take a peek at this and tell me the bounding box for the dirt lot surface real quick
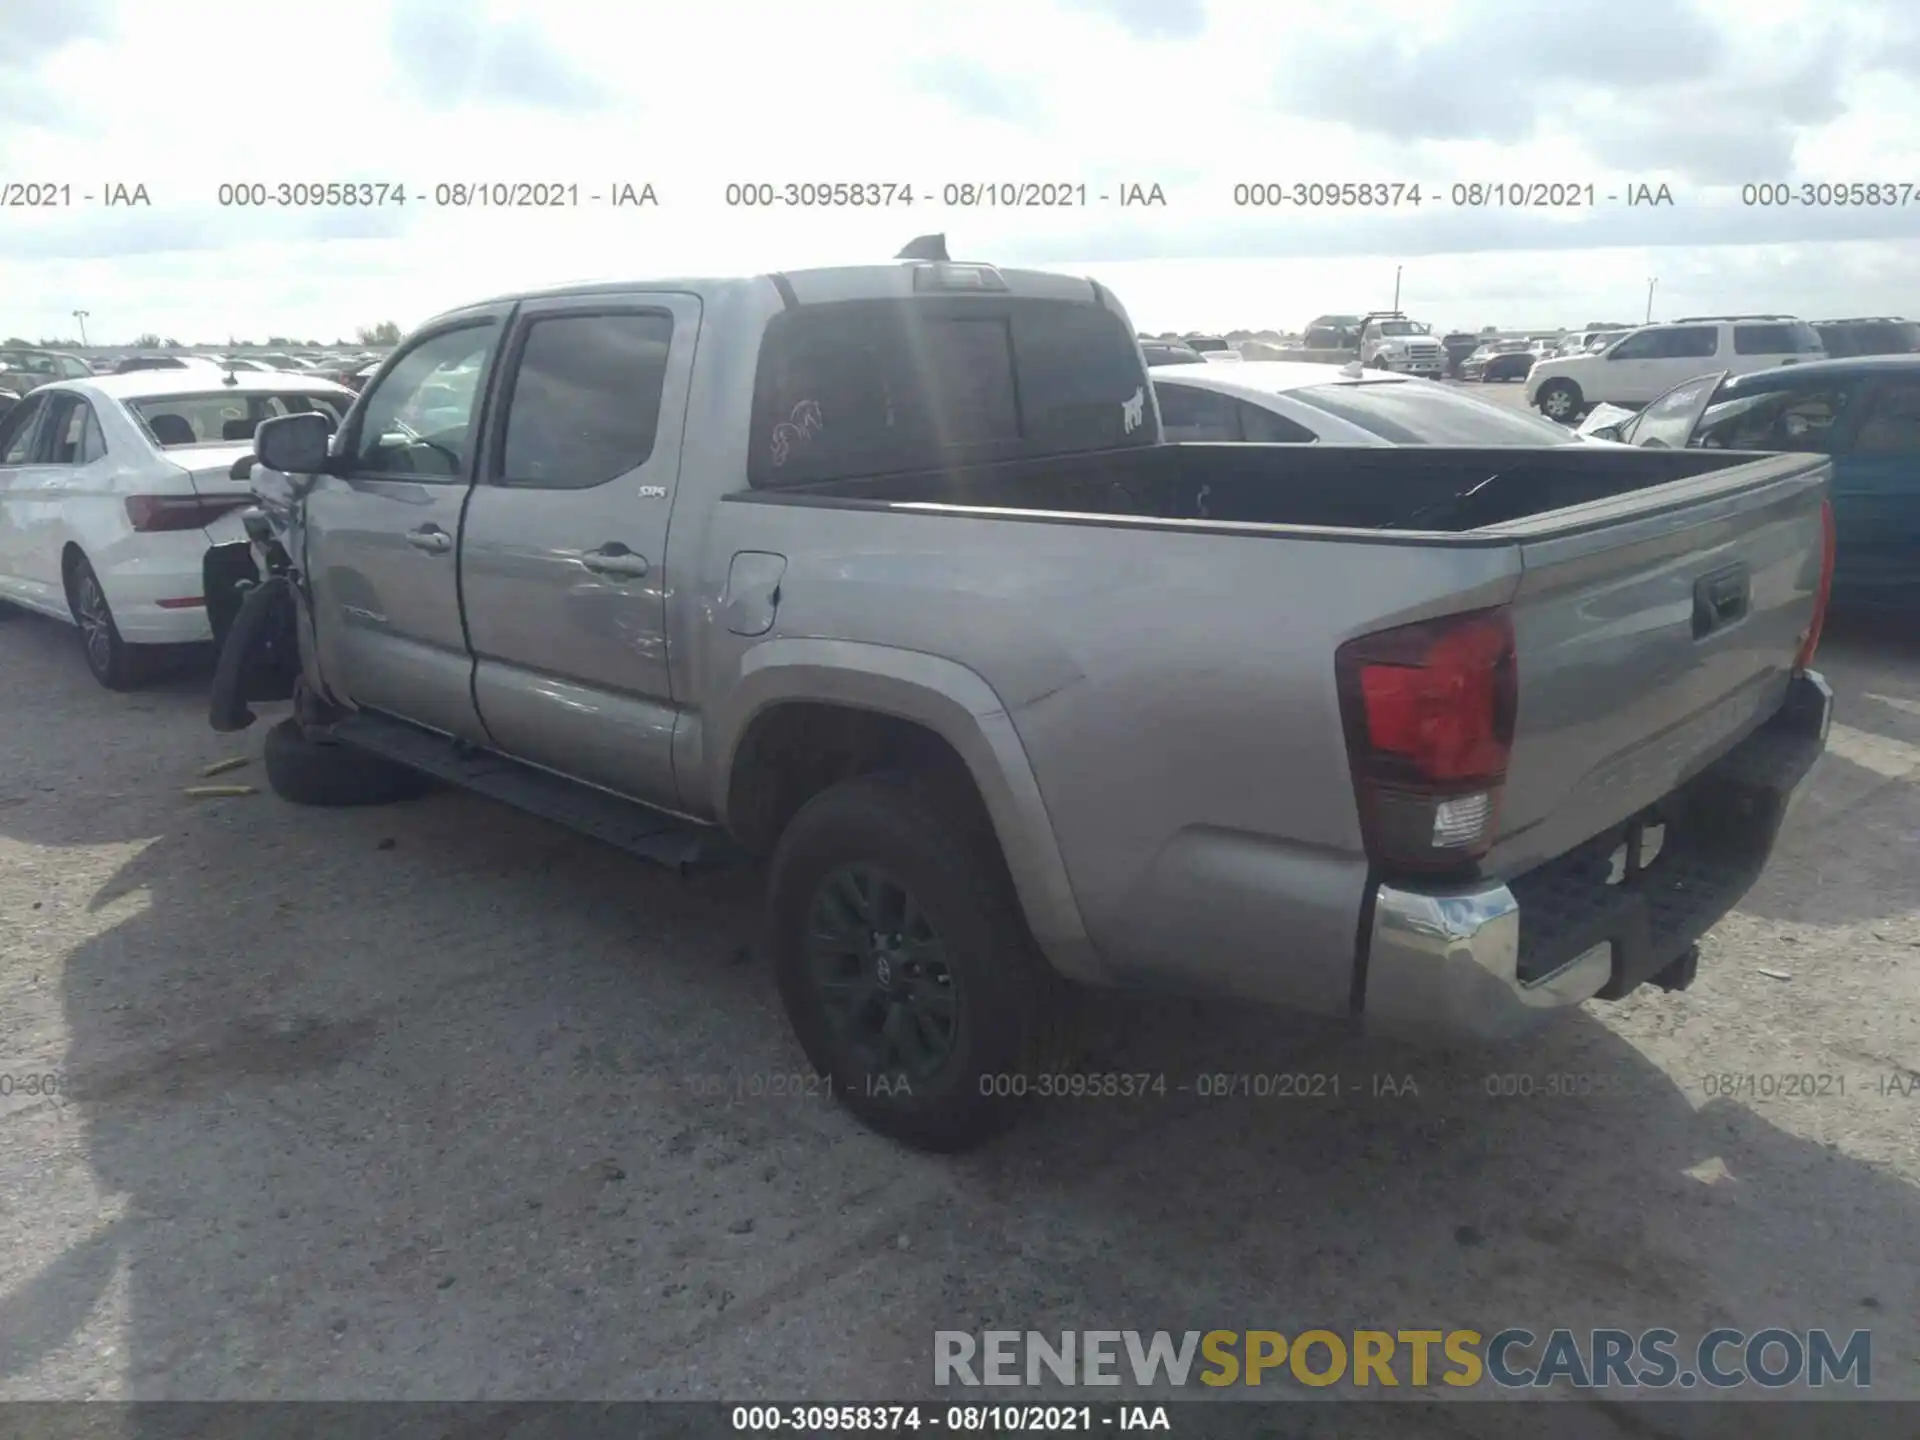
[0,597,1915,1426]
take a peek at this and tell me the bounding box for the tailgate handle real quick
[1692,564,1750,638]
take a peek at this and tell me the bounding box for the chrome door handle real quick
[578,545,650,578]
[406,526,453,555]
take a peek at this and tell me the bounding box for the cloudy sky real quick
[4,0,1919,343]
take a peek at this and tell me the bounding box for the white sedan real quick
[0,370,353,688]
[1150,360,1609,446]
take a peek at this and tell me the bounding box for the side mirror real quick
[229,454,255,481]
[1589,423,1623,442]
[254,411,333,474]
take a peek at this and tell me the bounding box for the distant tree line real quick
[3,322,404,350]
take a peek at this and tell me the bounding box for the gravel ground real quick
[0,596,1915,1425]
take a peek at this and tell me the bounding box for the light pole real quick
[1644,278,1657,324]
[1392,265,1402,312]
[73,309,90,346]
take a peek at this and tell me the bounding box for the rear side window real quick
[1666,327,1719,359]
[44,395,92,463]
[1733,322,1823,356]
[748,296,1152,486]
[498,311,674,488]
[1155,383,1241,441]
[1237,402,1317,443]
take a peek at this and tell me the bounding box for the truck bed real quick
[765,442,1787,535]
[732,441,1831,976]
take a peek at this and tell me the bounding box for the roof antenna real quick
[896,233,949,262]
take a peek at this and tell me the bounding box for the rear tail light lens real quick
[1335,607,1518,871]
[1795,495,1835,671]
[124,494,254,533]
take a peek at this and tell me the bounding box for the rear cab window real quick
[747,286,1154,487]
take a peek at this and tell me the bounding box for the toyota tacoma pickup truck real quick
[205,256,1836,1152]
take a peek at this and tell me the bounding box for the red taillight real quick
[1336,607,1517,870]
[1796,495,1835,671]
[124,494,254,533]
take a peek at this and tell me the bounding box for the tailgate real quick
[1482,451,1830,876]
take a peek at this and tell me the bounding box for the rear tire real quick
[262,718,435,807]
[768,771,1071,1152]
[1536,379,1583,421]
[65,554,148,691]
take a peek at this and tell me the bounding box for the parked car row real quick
[0,252,1859,1154]
[0,370,355,686]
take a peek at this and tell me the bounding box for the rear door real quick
[1827,374,1920,600]
[16,392,111,596]
[459,293,697,810]
[303,311,509,740]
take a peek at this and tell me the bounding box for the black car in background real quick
[1183,334,1234,357]
[1814,317,1920,358]
[1441,332,1484,376]
[1460,339,1537,382]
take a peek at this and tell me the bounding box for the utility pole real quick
[1644,278,1657,324]
[1392,265,1402,312]
[73,309,90,346]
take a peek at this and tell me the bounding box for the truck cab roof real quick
[430,262,1111,329]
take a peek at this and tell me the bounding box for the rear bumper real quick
[92,527,227,644]
[1360,670,1832,1042]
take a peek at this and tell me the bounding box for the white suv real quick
[1525,315,1825,421]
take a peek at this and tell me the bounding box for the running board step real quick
[331,712,744,875]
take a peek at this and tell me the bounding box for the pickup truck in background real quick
[206,257,1836,1152]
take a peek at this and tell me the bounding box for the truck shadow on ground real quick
[0,618,1912,1433]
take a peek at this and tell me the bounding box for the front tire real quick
[1536,378,1583,421]
[65,554,147,691]
[262,718,435,807]
[768,772,1068,1152]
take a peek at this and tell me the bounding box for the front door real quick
[303,311,509,739]
[459,293,700,811]
[1830,375,1920,601]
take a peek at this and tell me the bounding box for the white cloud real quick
[1,0,1915,342]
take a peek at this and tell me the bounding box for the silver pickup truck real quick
[205,257,1836,1151]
